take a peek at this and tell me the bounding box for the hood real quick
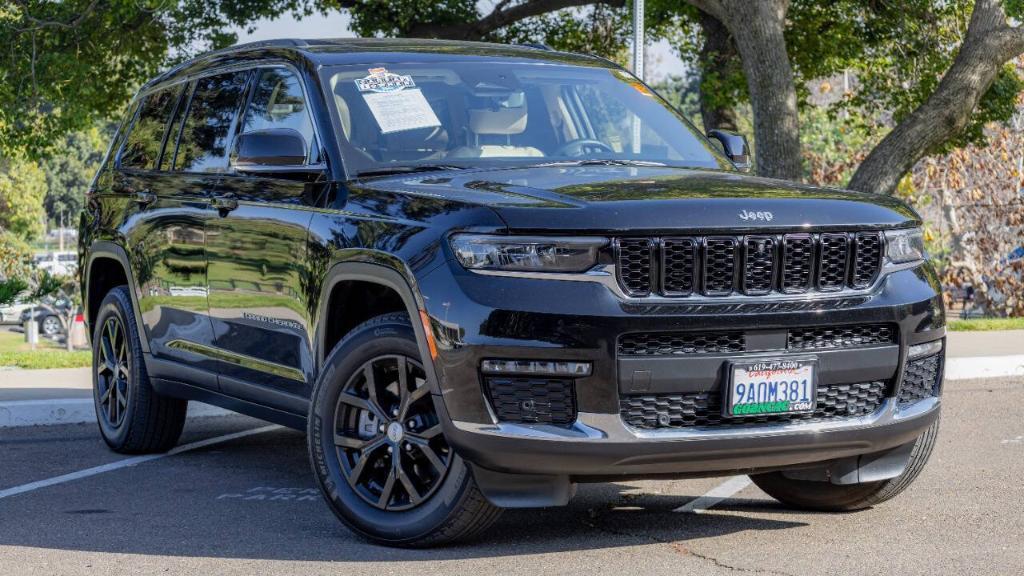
[360,166,920,233]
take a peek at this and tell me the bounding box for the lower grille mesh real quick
[484,376,576,425]
[620,381,887,429]
[898,355,942,405]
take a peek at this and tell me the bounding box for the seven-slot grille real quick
[614,232,884,297]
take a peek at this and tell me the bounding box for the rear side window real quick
[240,68,316,163]
[120,86,180,170]
[174,71,249,173]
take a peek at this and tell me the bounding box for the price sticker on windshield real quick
[355,67,416,93]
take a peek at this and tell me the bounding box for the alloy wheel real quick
[96,316,130,428]
[334,354,451,511]
[42,316,61,336]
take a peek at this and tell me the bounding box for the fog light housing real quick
[480,359,592,377]
[907,339,943,360]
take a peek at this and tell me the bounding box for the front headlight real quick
[885,227,926,266]
[451,234,606,272]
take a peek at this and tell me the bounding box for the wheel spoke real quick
[409,437,446,473]
[412,423,442,440]
[108,387,118,422]
[98,381,112,404]
[100,335,114,369]
[347,437,387,483]
[334,432,372,450]
[338,391,386,421]
[118,388,128,408]
[395,460,422,505]
[106,319,119,351]
[377,467,397,509]
[363,366,390,419]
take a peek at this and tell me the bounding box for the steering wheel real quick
[555,139,616,157]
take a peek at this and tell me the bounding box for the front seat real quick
[449,107,544,158]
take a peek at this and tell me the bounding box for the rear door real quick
[129,71,250,375]
[204,65,323,409]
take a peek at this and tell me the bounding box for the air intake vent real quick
[743,236,776,294]
[661,238,696,295]
[484,376,577,425]
[781,234,814,292]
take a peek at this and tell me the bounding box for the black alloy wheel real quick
[334,354,452,511]
[95,316,130,428]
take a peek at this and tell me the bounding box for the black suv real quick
[80,39,945,547]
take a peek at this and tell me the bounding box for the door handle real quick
[212,194,239,213]
[132,190,156,205]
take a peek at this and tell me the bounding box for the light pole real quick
[631,0,645,154]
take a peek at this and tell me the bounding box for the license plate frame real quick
[725,358,817,418]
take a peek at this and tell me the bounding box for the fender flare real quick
[314,260,440,393]
[84,241,150,353]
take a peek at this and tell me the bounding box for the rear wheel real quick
[308,312,501,547]
[41,315,62,336]
[751,419,940,511]
[92,286,187,453]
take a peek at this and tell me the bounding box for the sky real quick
[231,9,688,82]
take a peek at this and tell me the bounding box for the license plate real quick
[727,359,816,417]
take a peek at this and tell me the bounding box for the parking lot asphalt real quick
[0,375,1022,576]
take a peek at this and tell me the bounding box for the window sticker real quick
[355,67,416,93]
[363,89,442,134]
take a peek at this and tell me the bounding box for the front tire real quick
[308,312,501,547]
[92,286,187,453]
[751,418,940,511]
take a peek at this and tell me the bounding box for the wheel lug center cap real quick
[386,421,404,443]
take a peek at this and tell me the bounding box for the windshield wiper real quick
[355,164,467,178]
[532,159,668,168]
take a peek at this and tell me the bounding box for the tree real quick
[41,124,113,227]
[662,0,1024,194]
[0,155,47,241]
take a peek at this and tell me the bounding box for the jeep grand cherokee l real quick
[80,38,945,547]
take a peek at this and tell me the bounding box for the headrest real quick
[469,107,528,135]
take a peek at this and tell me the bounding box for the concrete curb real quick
[945,355,1024,381]
[0,399,232,428]
[1,355,1020,428]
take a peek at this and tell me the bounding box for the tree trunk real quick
[696,9,739,132]
[690,0,802,180]
[848,0,1024,195]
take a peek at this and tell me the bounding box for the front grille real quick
[898,354,942,405]
[788,324,896,350]
[618,324,896,356]
[620,381,887,429]
[615,231,884,298]
[616,238,654,296]
[618,331,745,356]
[484,376,576,425]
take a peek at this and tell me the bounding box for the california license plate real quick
[727,359,816,417]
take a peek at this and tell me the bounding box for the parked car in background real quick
[20,298,71,336]
[0,297,32,324]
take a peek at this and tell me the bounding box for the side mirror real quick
[707,129,751,172]
[233,128,307,168]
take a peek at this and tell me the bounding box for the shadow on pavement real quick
[0,425,807,562]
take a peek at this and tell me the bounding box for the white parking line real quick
[0,425,280,500]
[674,475,752,513]
[945,355,1024,380]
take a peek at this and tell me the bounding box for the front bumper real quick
[418,261,945,479]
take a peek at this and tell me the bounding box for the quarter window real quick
[174,71,249,173]
[120,86,180,170]
[239,68,316,163]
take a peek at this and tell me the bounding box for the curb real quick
[945,355,1024,380]
[1,355,1020,428]
[0,399,232,428]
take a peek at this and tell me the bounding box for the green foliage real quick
[948,317,1024,331]
[498,3,631,64]
[0,156,47,241]
[40,123,114,224]
[0,277,28,307]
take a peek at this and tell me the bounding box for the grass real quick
[947,318,1024,331]
[0,329,92,370]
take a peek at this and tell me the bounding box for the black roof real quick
[143,38,614,93]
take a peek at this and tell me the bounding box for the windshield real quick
[323,61,730,176]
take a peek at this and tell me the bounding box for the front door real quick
[204,66,322,411]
